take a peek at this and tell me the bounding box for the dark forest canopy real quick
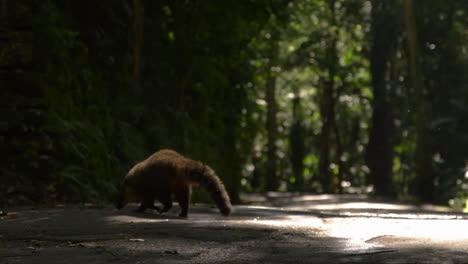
[1,0,468,210]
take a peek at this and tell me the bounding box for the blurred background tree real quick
[1,0,468,210]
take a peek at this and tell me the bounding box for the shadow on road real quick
[1,193,468,264]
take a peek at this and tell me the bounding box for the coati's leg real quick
[175,184,191,217]
[135,193,156,213]
[157,191,173,214]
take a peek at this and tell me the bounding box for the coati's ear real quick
[200,163,210,172]
[202,164,215,175]
[190,162,204,173]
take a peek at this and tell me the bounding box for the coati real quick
[115,149,232,217]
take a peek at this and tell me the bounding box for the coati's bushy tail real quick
[190,165,232,216]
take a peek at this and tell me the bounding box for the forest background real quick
[2,0,468,210]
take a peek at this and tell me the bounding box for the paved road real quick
[1,194,468,263]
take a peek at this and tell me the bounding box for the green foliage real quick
[1,0,288,204]
[2,0,468,208]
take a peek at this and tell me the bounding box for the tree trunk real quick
[365,0,398,197]
[318,0,338,193]
[332,114,344,194]
[265,29,279,191]
[1,0,6,19]
[403,0,434,202]
[289,94,305,190]
[133,0,144,96]
[318,93,333,193]
[223,125,241,204]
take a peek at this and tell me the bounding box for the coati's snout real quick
[115,192,126,209]
[114,181,129,209]
[113,186,127,210]
[115,181,139,209]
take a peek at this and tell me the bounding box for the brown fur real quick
[116,149,232,217]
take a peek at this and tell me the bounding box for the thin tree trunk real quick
[265,29,279,191]
[365,0,397,197]
[332,112,344,194]
[224,123,241,204]
[133,0,144,96]
[1,0,6,19]
[318,0,338,193]
[403,0,434,202]
[289,94,305,190]
[318,94,332,193]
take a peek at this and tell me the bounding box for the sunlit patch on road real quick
[106,214,171,223]
[103,195,468,256]
[326,217,468,242]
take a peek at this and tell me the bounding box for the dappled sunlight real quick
[326,217,468,250]
[288,202,415,211]
[334,211,465,219]
[244,215,323,230]
[106,214,172,224]
[105,202,468,252]
[241,193,456,215]
[240,212,468,250]
[289,194,368,202]
[242,211,468,242]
